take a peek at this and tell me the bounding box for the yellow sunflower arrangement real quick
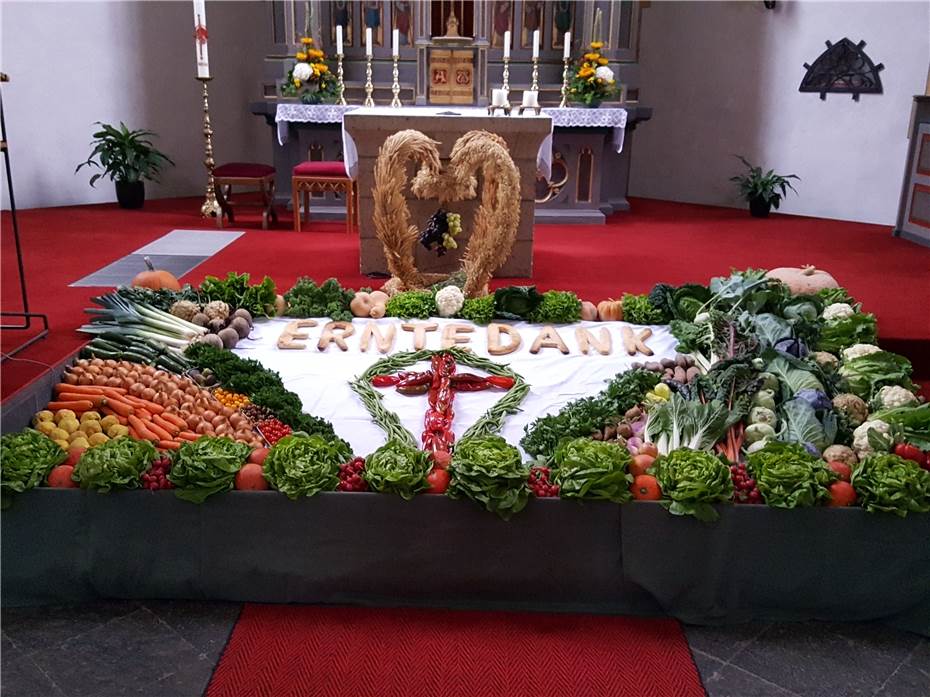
[568,41,617,107]
[281,36,338,104]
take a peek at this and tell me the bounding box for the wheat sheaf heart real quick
[372,129,521,298]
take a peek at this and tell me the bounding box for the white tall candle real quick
[563,32,571,59]
[503,30,510,59]
[491,88,505,107]
[336,24,343,55]
[366,27,372,57]
[392,28,398,57]
[532,30,539,58]
[522,90,538,108]
[192,0,210,79]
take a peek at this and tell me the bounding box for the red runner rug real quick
[206,604,705,697]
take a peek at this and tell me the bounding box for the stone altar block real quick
[344,108,552,278]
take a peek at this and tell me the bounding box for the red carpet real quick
[206,605,704,697]
[3,196,930,399]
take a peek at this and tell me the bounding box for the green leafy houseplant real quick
[729,156,799,218]
[75,122,174,209]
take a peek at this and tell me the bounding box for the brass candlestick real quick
[390,54,401,107]
[501,56,511,107]
[363,55,375,107]
[531,55,539,92]
[336,52,347,105]
[196,77,221,218]
[559,56,571,108]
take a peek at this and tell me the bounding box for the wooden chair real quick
[291,161,356,233]
[213,162,277,230]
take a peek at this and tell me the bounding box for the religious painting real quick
[363,1,383,46]
[520,1,544,49]
[392,1,413,47]
[331,0,352,46]
[490,1,513,49]
[551,0,573,49]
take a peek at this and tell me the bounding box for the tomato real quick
[638,443,659,459]
[894,443,925,464]
[65,446,85,467]
[248,447,270,466]
[235,463,269,490]
[631,474,661,501]
[426,468,450,494]
[827,461,852,482]
[629,454,655,478]
[827,481,857,507]
[430,450,452,470]
[47,465,77,488]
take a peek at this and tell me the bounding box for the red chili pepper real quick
[397,383,430,395]
[371,375,401,387]
[451,381,490,392]
[486,375,515,389]
[397,372,433,388]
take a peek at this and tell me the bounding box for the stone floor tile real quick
[0,643,67,697]
[873,661,930,697]
[1,600,140,655]
[903,636,930,678]
[684,622,772,662]
[143,600,240,662]
[700,661,799,697]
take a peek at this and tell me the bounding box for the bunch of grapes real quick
[241,404,275,422]
[730,463,761,504]
[528,466,559,498]
[419,209,450,256]
[141,455,174,491]
[444,212,461,252]
[338,457,368,492]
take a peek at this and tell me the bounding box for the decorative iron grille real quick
[799,38,884,101]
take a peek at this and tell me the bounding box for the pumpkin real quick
[597,299,623,322]
[132,256,180,291]
[765,265,839,295]
[580,301,598,322]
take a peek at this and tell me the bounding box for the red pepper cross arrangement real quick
[371,353,515,454]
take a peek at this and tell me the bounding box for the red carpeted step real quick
[206,605,705,697]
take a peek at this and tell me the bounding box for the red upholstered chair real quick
[213,162,277,229]
[291,161,356,233]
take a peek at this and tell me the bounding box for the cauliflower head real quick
[876,385,918,410]
[435,286,465,318]
[822,303,854,321]
[852,419,892,458]
[842,343,881,361]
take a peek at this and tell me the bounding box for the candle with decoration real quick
[192,0,209,78]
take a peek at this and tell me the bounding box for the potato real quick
[55,409,77,423]
[33,410,54,424]
[69,430,88,443]
[99,415,119,430]
[88,433,109,446]
[80,411,102,423]
[58,418,80,435]
[53,439,71,450]
[80,420,103,436]
[36,421,57,436]
[107,424,129,438]
[70,437,90,450]
[49,427,70,442]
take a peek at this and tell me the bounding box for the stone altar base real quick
[344,111,551,278]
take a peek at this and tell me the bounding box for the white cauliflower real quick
[852,419,892,458]
[842,343,881,362]
[595,66,615,83]
[822,303,854,321]
[875,385,918,410]
[435,286,465,318]
[292,63,313,81]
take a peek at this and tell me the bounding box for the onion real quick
[140,388,156,401]
[215,424,230,436]
[196,421,212,434]
[71,366,85,375]
[104,359,118,368]
[106,377,122,388]
[220,407,234,418]
[90,358,104,367]
[229,414,244,428]
[186,415,200,430]
[86,365,101,375]
[63,373,78,385]
[202,410,216,422]
[211,415,226,428]
[93,375,108,386]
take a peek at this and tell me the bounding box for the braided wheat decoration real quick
[372,129,521,298]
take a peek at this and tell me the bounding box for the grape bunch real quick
[444,212,461,252]
[338,457,368,492]
[141,455,174,491]
[528,466,559,498]
[241,404,275,422]
[730,463,761,504]
[419,210,461,257]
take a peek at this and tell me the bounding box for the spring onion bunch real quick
[79,293,206,349]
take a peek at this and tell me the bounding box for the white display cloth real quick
[234,318,677,455]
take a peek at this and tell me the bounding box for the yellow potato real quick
[107,424,129,438]
[49,427,70,442]
[88,433,109,446]
[53,439,70,450]
[70,437,90,450]
[33,410,54,424]
[58,418,80,435]
[36,421,57,436]
[80,420,103,436]
[99,415,119,430]
[54,409,76,423]
[80,411,102,423]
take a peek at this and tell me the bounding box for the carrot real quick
[161,412,187,429]
[103,398,134,418]
[130,398,165,415]
[55,383,124,395]
[100,406,128,425]
[57,393,108,408]
[128,415,157,441]
[177,431,200,442]
[157,440,181,450]
[153,414,180,436]
[136,408,153,421]
[47,400,94,412]
[144,420,173,441]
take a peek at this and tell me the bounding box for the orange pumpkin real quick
[132,256,180,291]
[597,298,623,322]
[765,265,838,295]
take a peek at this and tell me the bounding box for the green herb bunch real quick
[621,293,665,325]
[528,290,582,324]
[284,277,354,321]
[385,291,437,319]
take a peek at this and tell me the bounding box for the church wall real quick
[630,0,929,226]
[1,1,268,209]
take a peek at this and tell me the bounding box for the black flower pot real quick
[115,180,145,209]
[748,196,771,218]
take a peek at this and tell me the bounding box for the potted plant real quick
[730,155,799,218]
[76,122,174,209]
[279,36,339,104]
[568,40,618,108]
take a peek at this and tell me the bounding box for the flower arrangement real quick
[568,41,617,108]
[280,36,338,104]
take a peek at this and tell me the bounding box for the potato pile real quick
[631,353,701,384]
[33,409,128,450]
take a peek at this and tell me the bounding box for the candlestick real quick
[563,32,571,59]
[531,54,539,92]
[392,28,399,57]
[390,53,401,107]
[363,54,375,107]
[503,30,510,59]
[336,52,347,105]
[192,0,210,79]
[196,77,220,218]
[501,55,511,108]
[365,27,372,57]
[336,24,343,55]
[559,56,571,108]
[532,29,539,59]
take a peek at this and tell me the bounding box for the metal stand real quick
[390,55,401,107]
[336,53,347,105]
[363,56,375,107]
[197,77,221,218]
[559,57,571,108]
[531,56,539,92]
[487,105,512,116]
[0,73,50,360]
[501,56,511,108]
[517,105,542,116]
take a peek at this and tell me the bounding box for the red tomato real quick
[48,465,77,488]
[430,450,452,470]
[235,463,269,490]
[827,461,852,482]
[629,454,656,478]
[631,474,662,501]
[248,447,269,466]
[65,447,85,467]
[827,481,857,507]
[426,468,450,494]
[894,443,925,464]
[638,443,659,459]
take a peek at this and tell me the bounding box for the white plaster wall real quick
[630,0,930,225]
[1,0,269,209]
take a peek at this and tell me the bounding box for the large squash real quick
[132,257,180,291]
[766,265,838,295]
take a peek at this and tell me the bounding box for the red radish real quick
[827,461,852,482]
[235,463,269,490]
[48,465,77,488]
[248,447,270,466]
[426,468,450,494]
[827,481,857,507]
[430,450,452,470]
[66,446,85,467]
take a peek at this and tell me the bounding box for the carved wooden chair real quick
[213,162,277,229]
[291,161,356,233]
